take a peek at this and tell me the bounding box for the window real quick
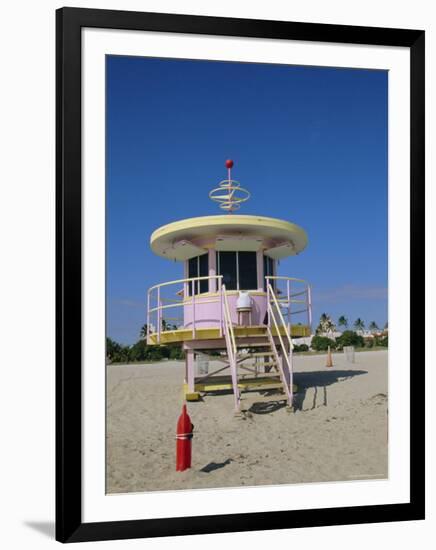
[187,253,209,295]
[263,255,275,290]
[217,251,257,291]
[239,252,258,290]
[217,251,237,290]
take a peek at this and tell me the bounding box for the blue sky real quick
[107,55,387,344]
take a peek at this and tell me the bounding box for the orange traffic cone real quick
[176,403,194,471]
[326,345,333,368]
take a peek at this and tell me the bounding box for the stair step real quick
[237,352,274,358]
[235,342,270,347]
[247,351,274,357]
[239,372,282,379]
[223,353,277,366]
[239,362,277,369]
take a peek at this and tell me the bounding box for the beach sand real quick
[106,350,388,493]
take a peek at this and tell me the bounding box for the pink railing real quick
[266,282,294,406]
[146,275,223,344]
[265,276,312,331]
[146,274,312,344]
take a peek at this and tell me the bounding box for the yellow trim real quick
[185,391,201,402]
[183,379,298,394]
[147,324,310,344]
[151,215,303,240]
[150,214,308,260]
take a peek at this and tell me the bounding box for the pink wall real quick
[183,293,267,329]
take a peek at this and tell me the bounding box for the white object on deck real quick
[236,291,252,325]
[236,291,252,310]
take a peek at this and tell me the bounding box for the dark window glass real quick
[238,252,257,290]
[187,254,209,295]
[187,256,197,296]
[218,251,237,290]
[188,257,197,279]
[263,255,274,290]
[199,253,209,294]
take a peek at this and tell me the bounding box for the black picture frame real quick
[56,7,425,543]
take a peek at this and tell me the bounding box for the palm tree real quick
[338,315,348,331]
[354,318,365,333]
[369,321,379,333]
[326,319,337,338]
[320,313,329,324]
[316,313,328,334]
[316,313,335,336]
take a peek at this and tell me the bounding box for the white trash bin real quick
[344,346,355,363]
[196,353,209,375]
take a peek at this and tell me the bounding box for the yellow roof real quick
[150,214,308,261]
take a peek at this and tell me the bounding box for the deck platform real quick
[148,324,310,345]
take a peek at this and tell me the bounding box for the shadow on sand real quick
[200,458,233,473]
[247,369,367,414]
[248,400,287,414]
[292,369,367,411]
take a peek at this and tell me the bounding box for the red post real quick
[176,404,193,471]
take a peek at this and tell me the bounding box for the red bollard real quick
[176,403,193,471]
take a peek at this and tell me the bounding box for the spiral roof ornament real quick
[209,159,250,213]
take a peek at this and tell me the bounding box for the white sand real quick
[106,350,388,493]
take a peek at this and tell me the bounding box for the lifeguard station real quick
[147,160,312,412]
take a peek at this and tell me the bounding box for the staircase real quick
[221,284,294,412]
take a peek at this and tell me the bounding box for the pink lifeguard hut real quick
[146,160,312,411]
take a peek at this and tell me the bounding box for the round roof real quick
[150,214,308,261]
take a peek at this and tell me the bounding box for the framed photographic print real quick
[56,7,425,543]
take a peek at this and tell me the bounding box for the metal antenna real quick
[209,159,250,213]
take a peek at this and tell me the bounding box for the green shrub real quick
[129,340,148,362]
[106,338,132,363]
[294,343,309,352]
[106,337,125,363]
[106,337,182,363]
[378,335,388,347]
[149,348,166,361]
[365,338,374,348]
[169,346,185,360]
[159,346,171,359]
[335,330,364,350]
[311,336,336,351]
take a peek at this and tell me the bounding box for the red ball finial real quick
[225,159,234,169]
